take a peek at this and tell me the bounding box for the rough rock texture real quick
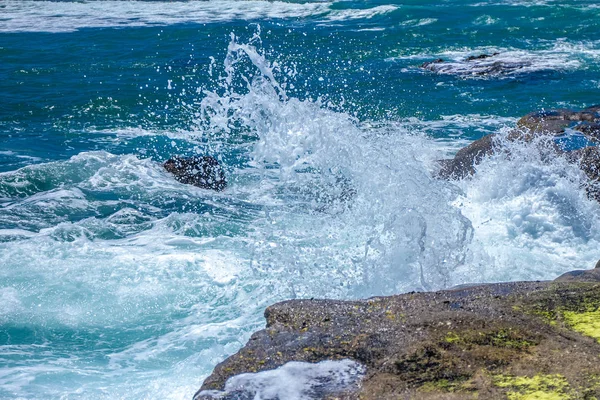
[164,156,227,191]
[515,107,600,141]
[197,268,600,399]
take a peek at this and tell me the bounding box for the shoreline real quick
[196,263,600,399]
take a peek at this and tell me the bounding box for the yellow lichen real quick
[562,310,600,342]
[494,374,571,400]
[445,332,460,343]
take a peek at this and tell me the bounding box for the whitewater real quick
[1,0,600,398]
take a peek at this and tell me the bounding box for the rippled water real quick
[1,0,600,398]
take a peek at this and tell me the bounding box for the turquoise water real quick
[1,0,600,398]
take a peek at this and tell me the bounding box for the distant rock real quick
[465,52,499,61]
[196,277,600,399]
[420,53,532,77]
[164,156,227,191]
[420,58,444,69]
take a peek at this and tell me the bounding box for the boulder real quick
[163,156,227,191]
[554,268,600,282]
[437,107,600,183]
[516,109,600,140]
[196,277,600,399]
[437,133,498,179]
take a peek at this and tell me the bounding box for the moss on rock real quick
[196,279,600,400]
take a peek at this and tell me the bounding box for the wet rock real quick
[516,109,600,139]
[420,53,531,77]
[420,58,444,69]
[554,268,600,282]
[197,279,600,399]
[465,52,499,61]
[437,106,600,183]
[436,133,498,179]
[164,156,227,191]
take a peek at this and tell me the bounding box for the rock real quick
[420,58,444,69]
[436,133,498,179]
[465,52,499,61]
[516,109,600,139]
[196,279,600,399]
[420,53,531,77]
[437,106,600,182]
[554,268,600,282]
[163,156,226,191]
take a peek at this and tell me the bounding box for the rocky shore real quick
[194,107,600,399]
[195,260,600,399]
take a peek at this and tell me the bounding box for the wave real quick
[0,1,398,33]
[389,40,600,77]
[2,29,600,400]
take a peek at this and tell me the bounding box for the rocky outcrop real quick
[164,156,227,191]
[437,106,600,191]
[420,53,530,77]
[196,262,600,399]
[437,133,498,179]
[515,107,600,142]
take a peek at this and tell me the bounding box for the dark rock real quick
[465,52,499,61]
[436,133,498,179]
[516,109,600,139]
[164,156,226,191]
[420,58,444,69]
[437,107,600,183]
[596,259,600,269]
[554,268,600,282]
[572,123,600,141]
[565,146,600,200]
[197,279,600,399]
[420,53,531,77]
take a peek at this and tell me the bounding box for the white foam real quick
[197,359,365,400]
[400,18,438,27]
[450,135,600,284]
[0,287,22,318]
[325,5,398,22]
[0,1,399,33]
[390,40,600,77]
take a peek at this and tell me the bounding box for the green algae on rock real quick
[493,374,571,400]
[563,310,600,343]
[196,278,600,399]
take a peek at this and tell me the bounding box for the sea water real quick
[1,0,600,398]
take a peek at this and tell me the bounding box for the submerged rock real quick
[465,52,499,61]
[197,274,600,399]
[164,156,227,191]
[420,53,531,77]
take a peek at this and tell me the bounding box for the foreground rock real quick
[197,268,600,399]
[164,156,227,191]
[437,106,600,198]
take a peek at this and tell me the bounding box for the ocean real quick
[1,0,600,398]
